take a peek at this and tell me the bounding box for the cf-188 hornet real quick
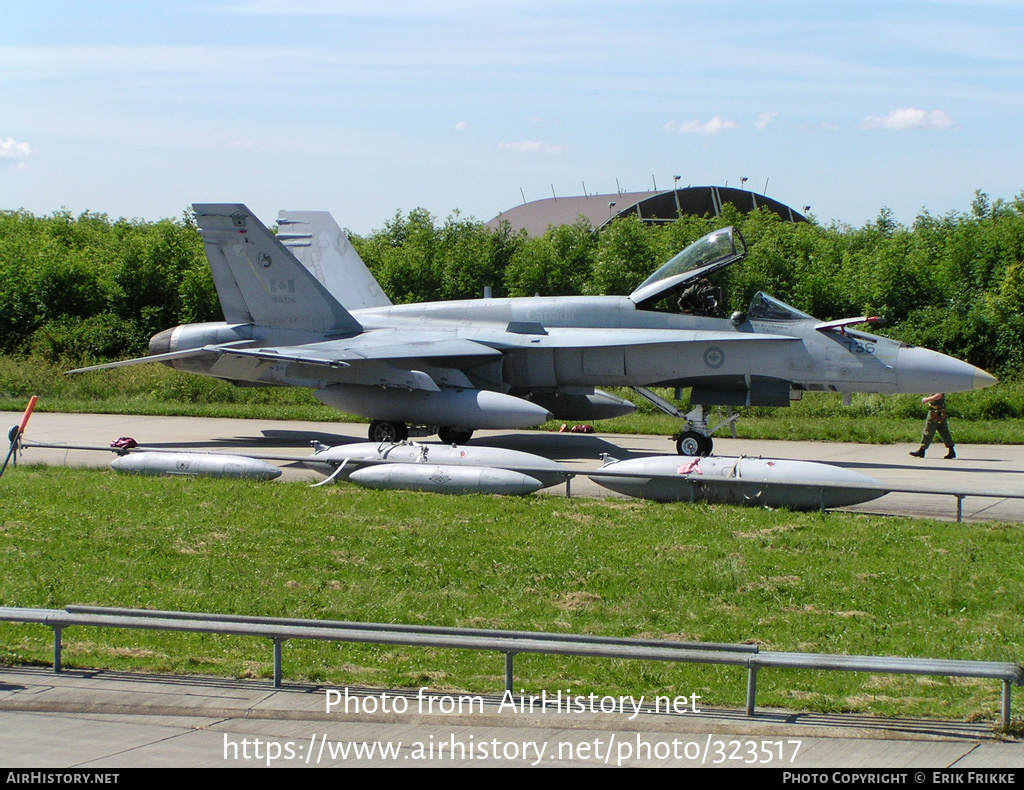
[71,204,996,454]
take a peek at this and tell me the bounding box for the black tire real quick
[437,427,473,445]
[676,431,704,456]
[700,435,714,456]
[368,420,408,443]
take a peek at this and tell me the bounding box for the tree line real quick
[1,191,1022,378]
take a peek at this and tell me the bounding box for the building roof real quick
[486,185,806,236]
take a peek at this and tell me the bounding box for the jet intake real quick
[691,378,791,407]
[315,384,553,430]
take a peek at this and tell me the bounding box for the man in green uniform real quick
[909,392,955,459]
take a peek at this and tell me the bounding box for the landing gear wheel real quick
[676,432,712,456]
[437,427,473,445]
[676,431,705,456]
[368,420,408,443]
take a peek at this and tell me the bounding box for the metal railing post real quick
[746,666,758,716]
[53,626,62,674]
[504,651,516,693]
[274,638,283,688]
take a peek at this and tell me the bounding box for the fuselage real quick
[151,292,994,406]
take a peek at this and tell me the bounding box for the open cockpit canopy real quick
[630,226,747,309]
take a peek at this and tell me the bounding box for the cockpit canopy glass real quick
[629,227,747,308]
[747,292,813,322]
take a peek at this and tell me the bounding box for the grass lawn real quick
[2,466,1023,726]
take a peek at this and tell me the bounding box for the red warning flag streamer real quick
[18,395,38,434]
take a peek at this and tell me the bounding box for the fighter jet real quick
[69,204,996,455]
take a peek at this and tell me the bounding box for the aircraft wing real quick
[331,337,503,362]
[240,334,503,363]
[201,334,502,391]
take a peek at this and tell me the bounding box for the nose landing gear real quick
[675,430,713,457]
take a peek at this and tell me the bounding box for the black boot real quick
[945,447,956,459]
[909,448,925,458]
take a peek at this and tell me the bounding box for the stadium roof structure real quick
[486,185,807,236]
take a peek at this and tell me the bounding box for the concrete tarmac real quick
[4,412,1024,767]
[2,666,1024,768]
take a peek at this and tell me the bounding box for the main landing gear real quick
[367,420,474,445]
[368,420,408,443]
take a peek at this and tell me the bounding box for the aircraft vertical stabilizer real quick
[192,204,362,336]
[277,210,392,310]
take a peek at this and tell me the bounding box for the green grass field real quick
[3,467,1023,726]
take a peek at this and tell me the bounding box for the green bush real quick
[3,191,1024,383]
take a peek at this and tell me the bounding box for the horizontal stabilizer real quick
[64,342,249,375]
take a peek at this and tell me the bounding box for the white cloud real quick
[454,121,468,132]
[754,112,779,131]
[800,121,841,132]
[0,137,31,167]
[857,107,958,131]
[497,140,566,156]
[663,116,738,135]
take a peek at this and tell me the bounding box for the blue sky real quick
[2,1,1022,234]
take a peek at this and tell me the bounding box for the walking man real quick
[909,392,956,459]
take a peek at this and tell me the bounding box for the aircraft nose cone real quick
[973,368,998,390]
[897,346,997,393]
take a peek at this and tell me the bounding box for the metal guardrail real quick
[566,472,1024,522]
[1,606,1021,727]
